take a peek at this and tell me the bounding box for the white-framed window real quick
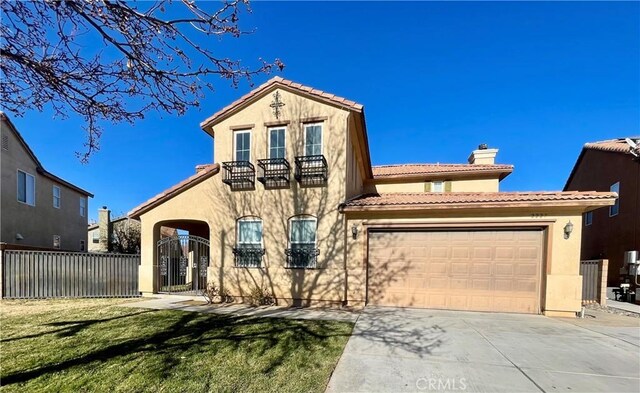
[92,231,99,243]
[610,182,620,217]
[80,197,86,217]
[268,127,286,159]
[53,186,61,208]
[287,215,318,268]
[432,181,444,193]
[234,130,251,162]
[53,235,61,249]
[304,123,323,156]
[80,240,85,251]
[235,217,263,268]
[17,170,35,206]
[584,211,593,226]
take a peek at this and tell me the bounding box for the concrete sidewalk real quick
[326,307,640,393]
[608,299,640,314]
[121,294,360,323]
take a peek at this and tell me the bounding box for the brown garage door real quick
[367,229,543,314]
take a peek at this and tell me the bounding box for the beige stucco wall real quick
[344,207,586,315]
[139,88,364,305]
[1,120,89,251]
[367,177,500,194]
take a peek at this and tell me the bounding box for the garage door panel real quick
[368,230,543,314]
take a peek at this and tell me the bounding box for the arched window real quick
[286,215,318,268]
[234,216,264,268]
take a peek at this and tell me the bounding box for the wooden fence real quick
[580,259,608,306]
[1,250,140,299]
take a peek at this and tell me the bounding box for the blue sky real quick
[5,1,639,223]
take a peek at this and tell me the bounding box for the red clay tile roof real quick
[341,191,616,211]
[372,163,514,179]
[128,164,220,218]
[199,77,364,131]
[584,137,639,155]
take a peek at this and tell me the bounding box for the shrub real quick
[248,285,276,306]
[202,283,233,304]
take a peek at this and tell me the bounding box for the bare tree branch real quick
[0,0,284,162]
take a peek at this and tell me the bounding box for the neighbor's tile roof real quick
[200,76,363,129]
[342,191,616,210]
[372,163,514,179]
[584,138,639,155]
[128,164,219,218]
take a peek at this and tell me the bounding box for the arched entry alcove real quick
[153,220,210,295]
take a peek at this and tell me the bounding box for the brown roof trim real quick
[0,112,93,197]
[128,164,220,219]
[199,77,363,133]
[371,163,514,182]
[340,191,617,213]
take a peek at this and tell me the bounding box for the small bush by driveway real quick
[0,299,353,393]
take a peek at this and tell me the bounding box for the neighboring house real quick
[129,77,616,317]
[88,206,176,253]
[564,138,640,287]
[0,112,93,251]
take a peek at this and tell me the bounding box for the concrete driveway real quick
[326,307,640,393]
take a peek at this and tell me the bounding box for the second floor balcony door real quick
[234,130,251,162]
[269,128,286,159]
[304,124,322,156]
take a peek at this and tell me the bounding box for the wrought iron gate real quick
[157,235,209,295]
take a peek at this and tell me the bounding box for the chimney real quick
[98,206,111,252]
[468,144,498,165]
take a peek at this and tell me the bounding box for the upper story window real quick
[92,230,99,243]
[584,211,593,226]
[286,215,319,268]
[53,186,61,209]
[234,130,251,161]
[269,127,286,159]
[80,197,86,217]
[234,217,264,268]
[432,181,444,193]
[17,170,35,206]
[304,123,323,156]
[610,182,620,217]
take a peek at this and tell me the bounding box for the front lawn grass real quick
[0,299,353,392]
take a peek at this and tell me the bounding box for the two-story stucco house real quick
[1,112,93,251]
[129,77,616,317]
[564,138,640,287]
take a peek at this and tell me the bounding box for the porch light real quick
[351,224,359,240]
[564,221,574,239]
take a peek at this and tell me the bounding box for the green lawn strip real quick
[0,299,353,393]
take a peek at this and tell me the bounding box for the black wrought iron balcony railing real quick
[294,155,328,186]
[222,161,255,190]
[232,246,265,268]
[257,158,291,189]
[285,246,320,269]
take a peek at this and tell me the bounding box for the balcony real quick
[222,161,255,190]
[232,246,265,268]
[285,246,320,269]
[294,155,328,186]
[257,158,291,189]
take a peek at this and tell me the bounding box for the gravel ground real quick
[585,302,640,318]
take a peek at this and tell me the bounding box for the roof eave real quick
[199,79,364,135]
[369,168,514,183]
[128,164,220,219]
[341,198,616,213]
